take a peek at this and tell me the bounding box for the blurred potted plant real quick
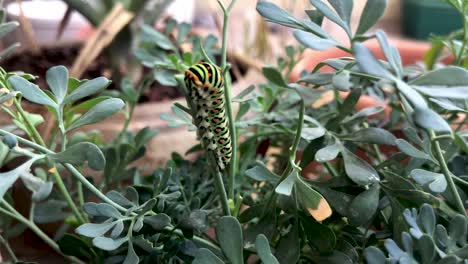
[402,0,464,40]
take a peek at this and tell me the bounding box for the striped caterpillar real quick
[184,62,232,170]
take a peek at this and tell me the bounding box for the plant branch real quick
[211,155,231,216]
[217,0,238,201]
[11,100,85,224]
[121,76,153,134]
[0,233,17,262]
[0,128,127,213]
[0,129,222,256]
[0,200,86,264]
[430,130,466,216]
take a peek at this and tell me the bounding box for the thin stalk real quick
[218,0,238,201]
[0,234,17,262]
[77,181,85,207]
[0,129,222,255]
[264,98,305,211]
[455,17,467,66]
[289,99,305,162]
[210,154,231,216]
[0,128,127,213]
[13,100,45,146]
[0,200,86,264]
[9,103,85,224]
[51,170,86,224]
[453,175,468,187]
[121,76,152,134]
[324,162,339,177]
[429,130,466,216]
[64,164,128,212]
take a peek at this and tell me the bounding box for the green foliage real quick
[0,0,467,263]
[364,204,468,264]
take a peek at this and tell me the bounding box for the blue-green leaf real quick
[67,98,125,131]
[47,142,106,171]
[345,128,397,146]
[347,184,380,226]
[9,75,57,108]
[310,0,351,37]
[356,0,387,35]
[353,43,393,80]
[410,169,447,193]
[396,139,433,161]
[315,143,341,162]
[123,242,139,264]
[375,30,402,76]
[328,0,353,24]
[262,66,288,87]
[410,66,468,86]
[414,86,468,99]
[216,216,244,264]
[256,1,303,30]
[46,66,68,103]
[413,107,451,132]
[342,148,379,185]
[193,248,224,264]
[255,234,280,264]
[275,170,297,196]
[363,246,386,264]
[296,178,332,221]
[0,158,37,200]
[76,222,117,237]
[294,30,339,50]
[92,236,127,251]
[245,162,279,184]
[63,77,110,104]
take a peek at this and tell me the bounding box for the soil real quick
[2,44,182,102]
[2,44,247,103]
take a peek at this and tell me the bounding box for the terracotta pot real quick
[291,37,456,79]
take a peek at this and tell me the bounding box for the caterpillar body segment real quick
[184,62,232,170]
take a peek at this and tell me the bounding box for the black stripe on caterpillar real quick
[184,62,232,170]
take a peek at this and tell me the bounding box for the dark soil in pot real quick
[2,44,248,103]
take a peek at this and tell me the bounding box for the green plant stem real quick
[121,76,152,134]
[11,101,85,224]
[453,175,468,187]
[210,155,231,216]
[0,234,18,262]
[77,181,84,207]
[218,0,238,201]
[264,98,305,211]
[0,129,222,256]
[455,15,467,65]
[324,162,338,177]
[430,130,467,216]
[0,200,86,264]
[0,128,127,213]
[51,170,86,224]
[13,100,45,146]
[64,164,128,212]
[289,99,305,162]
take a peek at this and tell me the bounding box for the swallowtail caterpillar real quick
[184,62,232,170]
